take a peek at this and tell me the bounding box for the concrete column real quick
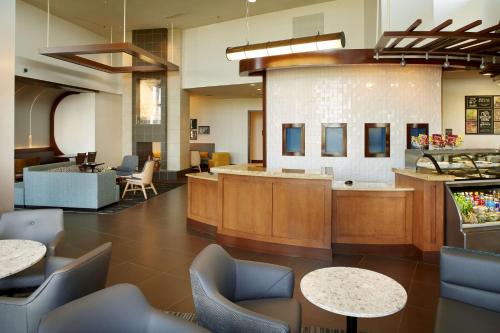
[0,0,16,212]
[167,28,190,172]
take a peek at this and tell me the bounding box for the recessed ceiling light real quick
[250,83,256,86]
[248,0,256,2]
[257,88,262,91]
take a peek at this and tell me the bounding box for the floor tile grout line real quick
[396,261,420,333]
[166,294,193,312]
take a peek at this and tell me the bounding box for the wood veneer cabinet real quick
[187,176,218,227]
[332,190,413,245]
[395,173,446,261]
[217,174,332,256]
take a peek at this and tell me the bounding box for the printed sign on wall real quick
[465,95,499,135]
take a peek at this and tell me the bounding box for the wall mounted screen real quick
[322,123,347,157]
[282,123,305,156]
[365,123,390,157]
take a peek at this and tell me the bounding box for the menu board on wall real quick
[465,95,500,135]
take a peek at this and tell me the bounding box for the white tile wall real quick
[266,65,442,182]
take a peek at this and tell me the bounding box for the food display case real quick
[445,180,500,253]
[405,149,500,180]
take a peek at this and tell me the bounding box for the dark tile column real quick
[132,29,168,171]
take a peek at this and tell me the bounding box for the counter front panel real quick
[217,174,332,251]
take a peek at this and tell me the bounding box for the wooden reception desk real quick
[188,165,447,262]
[188,165,333,259]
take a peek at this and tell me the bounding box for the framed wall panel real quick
[365,123,390,158]
[322,123,347,157]
[282,123,305,156]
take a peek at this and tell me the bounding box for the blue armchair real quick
[0,243,111,333]
[38,284,210,333]
[434,246,500,333]
[116,155,139,177]
[190,244,301,333]
[0,209,64,292]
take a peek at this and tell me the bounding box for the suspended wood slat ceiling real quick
[375,19,500,80]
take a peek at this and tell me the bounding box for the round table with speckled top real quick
[300,267,407,333]
[0,240,46,279]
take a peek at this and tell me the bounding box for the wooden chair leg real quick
[122,182,130,199]
[150,183,158,195]
[141,184,148,199]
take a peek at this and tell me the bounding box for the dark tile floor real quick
[57,185,439,333]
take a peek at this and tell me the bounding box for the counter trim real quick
[211,164,333,180]
[393,168,455,181]
[186,172,218,182]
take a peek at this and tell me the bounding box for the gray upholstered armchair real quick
[38,283,211,333]
[115,155,139,177]
[190,244,301,333]
[0,209,64,291]
[434,246,500,333]
[0,243,111,333]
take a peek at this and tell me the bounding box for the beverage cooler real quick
[446,180,500,253]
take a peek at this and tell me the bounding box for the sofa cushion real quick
[434,297,500,333]
[237,298,301,333]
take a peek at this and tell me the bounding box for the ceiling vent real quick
[292,13,325,38]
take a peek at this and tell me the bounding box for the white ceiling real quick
[23,0,334,37]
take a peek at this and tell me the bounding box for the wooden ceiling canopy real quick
[239,19,499,81]
[375,19,500,79]
[40,43,179,74]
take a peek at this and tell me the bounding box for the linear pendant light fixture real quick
[226,32,346,61]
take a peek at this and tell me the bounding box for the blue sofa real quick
[15,162,120,209]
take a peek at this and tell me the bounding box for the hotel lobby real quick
[0,0,499,332]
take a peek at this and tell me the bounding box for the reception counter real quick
[393,168,451,262]
[187,166,449,262]
[188,165,334,259]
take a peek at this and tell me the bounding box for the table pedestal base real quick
[347,316,357,333]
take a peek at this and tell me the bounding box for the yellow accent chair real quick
[208,152,231,168]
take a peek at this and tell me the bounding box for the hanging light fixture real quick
[226,32,346,61]
[443,55,450,68]
[399,55,406,67]
[480,57,486,70]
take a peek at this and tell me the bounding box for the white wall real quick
[95,92,123,166]
[266,65,442,183]
[167,29,191,171]
[249,111,263,161]
[182,0,366,89]
[381,0,500,31]
[0,0,16,212]
[190,96,262,164]
[16,0,121,94]
[121,32,133,157]
[54,93,96,154]
[442,77,500,148]
[15,89,60,148]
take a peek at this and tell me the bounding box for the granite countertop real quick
[300,267,407,318]
[210,164,334,180]
[186,172,218,181]
[0,239,47,279]
[332,181,414,192]
[393,168,456,181]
